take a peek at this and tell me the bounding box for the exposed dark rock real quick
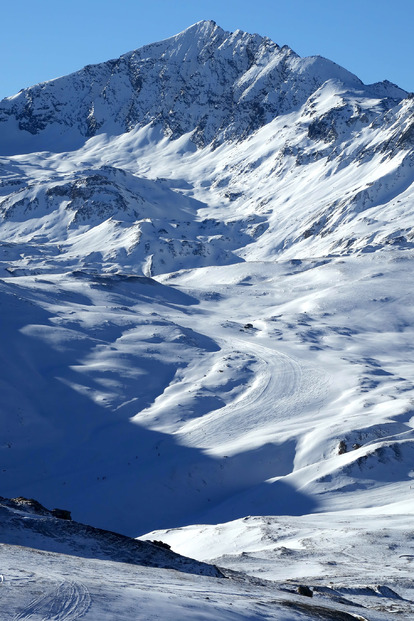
[5,497,71,521]
[51,508,72,520]
[297,584,313,597]
[148,539,172,550]
[9,497,51,515]
[281,600,367,620]
[338,440,347,455]
[308,115,338,143]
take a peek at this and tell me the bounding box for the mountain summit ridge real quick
[0,21,413,276]
[0,20,407,156]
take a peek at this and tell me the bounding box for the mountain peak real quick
[184,19,219,33]
[0,22,407,156]
[157,19,224,48]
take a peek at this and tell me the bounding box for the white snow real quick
[0,19,413,621]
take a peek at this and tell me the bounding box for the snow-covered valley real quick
[0,19,414,619]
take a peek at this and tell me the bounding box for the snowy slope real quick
[0,496,221,575]
[3,540,386,620]
[0,19,414,620]
[0,498,399,620]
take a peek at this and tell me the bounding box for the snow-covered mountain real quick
[2,19,406,155]
[1,20,414,620]
[0,20,413,276]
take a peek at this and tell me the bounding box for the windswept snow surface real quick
[0,500,401,620]
[0,19,414,620]
[2,540,386,621]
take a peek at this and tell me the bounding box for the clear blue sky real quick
[1,0,413,100]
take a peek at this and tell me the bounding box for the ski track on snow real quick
[13,581,91,621]
[182,335,304,447]
[176,318,331,458]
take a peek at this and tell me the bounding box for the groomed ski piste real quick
[0,20,414,620]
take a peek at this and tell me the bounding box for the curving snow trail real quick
[178,331,330,456]
[13,581,91,621]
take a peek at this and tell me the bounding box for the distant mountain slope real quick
[0,21,413,276]
[0,20,407,156]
